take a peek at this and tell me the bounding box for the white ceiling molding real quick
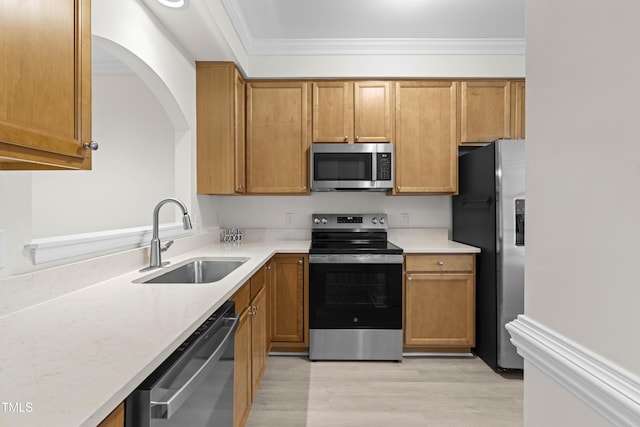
[248,37,525,56]
[220,0,524,56]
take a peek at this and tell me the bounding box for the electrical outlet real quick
[285,212,295,227]
[401,213,409,226]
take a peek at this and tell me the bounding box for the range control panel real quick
[312,214,388,229]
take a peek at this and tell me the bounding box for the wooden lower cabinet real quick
[270,254,308,351]
[404,254,476,351]
[96,402,124,427]
[233,303,252,427]
[230,263,270,427]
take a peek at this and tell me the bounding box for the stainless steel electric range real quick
[308,214,404,361]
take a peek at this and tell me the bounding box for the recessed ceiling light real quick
[157,0,189,9]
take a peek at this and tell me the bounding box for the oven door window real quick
[314,152,372,181]
[309,263,402,329]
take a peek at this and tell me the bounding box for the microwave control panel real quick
[376,153,392,180]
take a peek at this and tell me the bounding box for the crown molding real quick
[220,0,524,56]
[248,37,525,56]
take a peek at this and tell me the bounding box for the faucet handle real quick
[161,240,174,252]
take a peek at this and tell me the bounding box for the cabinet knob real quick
[83,141,99,151]
[438,261,444,266]
[407,276,412,281]
[249,311,255,317]
[355,136,359,142]
[253,305,260,311]
[298,259,303,265]
[344,136,349,142]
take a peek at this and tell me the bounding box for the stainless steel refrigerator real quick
[452,139,525,371]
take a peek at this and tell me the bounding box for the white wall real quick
[0,0,213,277]
[31,72,175,238]
[218,193,451,231]
[525,0,640,425]
[247,54,525,79]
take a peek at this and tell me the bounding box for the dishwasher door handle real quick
[150,314,239,420]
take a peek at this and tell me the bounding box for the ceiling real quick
[137,0,525,60]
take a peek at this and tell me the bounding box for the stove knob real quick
[313,217,320,225]
[321,217,328,225]
[379,216,386,224]
[371,217,378,224]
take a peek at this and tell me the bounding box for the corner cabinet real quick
[196,62,246,194]
[270,254,308,351]
[246,82,310,194]
[404,254,476,352]
[312,81,392,143]
[394,81,458,194]
[0,0,93,170]
[458,81,512,145]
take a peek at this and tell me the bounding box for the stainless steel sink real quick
[135,257,248,284]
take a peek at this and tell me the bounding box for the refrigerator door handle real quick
[461,197,492,206]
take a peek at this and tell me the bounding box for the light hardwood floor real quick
[246,355,523,427]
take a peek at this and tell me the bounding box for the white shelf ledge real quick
[25,223,189,265]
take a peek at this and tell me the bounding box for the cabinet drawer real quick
[230,281,251,311]
[405,254,474,273]
[250,264,267,299]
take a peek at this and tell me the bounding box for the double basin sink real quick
[135,257,249,284]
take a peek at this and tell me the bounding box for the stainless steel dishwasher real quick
[126,301,238,427]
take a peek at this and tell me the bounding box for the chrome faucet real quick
[142,198,193,271]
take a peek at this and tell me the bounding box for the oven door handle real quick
[309,254,404,264]
[150,314,239,420]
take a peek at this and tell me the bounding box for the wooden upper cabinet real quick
[459,81,512,145]
[511,80,526,140]
[196,62,246,194]
[246,82,310,194]
[0,0,93,170]
[394,81,458,194]
[312,81,392,143]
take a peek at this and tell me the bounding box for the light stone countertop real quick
[0,234,478,427]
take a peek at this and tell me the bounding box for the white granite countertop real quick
[0,234,478,427]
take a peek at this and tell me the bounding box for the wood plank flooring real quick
[246,355,523,427]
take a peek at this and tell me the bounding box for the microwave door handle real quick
[371,152,377,181]
[150,314,239,419]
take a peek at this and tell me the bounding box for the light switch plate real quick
[0,230,5,268]
[401,213,409,226]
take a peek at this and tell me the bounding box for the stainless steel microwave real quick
[310,143,394,191]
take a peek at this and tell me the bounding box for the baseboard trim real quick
[506,315,640,427]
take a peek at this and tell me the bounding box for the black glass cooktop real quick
[309,231,403,255]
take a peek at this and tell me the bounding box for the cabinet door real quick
[405,273,475,347]
[459,81,512,145]
[394,81,458,194]
[0,0,92,170]
[511,80,526,139]
[312,82,352,143]
[233,308,251,427]
[97,402,124,427]
[196,62,245,194]
[250,287,267,401]
[246,82,310,193]
[271,255,306,345]
[353,81,393,143]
